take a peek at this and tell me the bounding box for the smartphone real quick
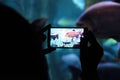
[48,27,85,48]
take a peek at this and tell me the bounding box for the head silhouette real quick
[0,3,40,77]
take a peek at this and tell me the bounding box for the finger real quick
[40,47,56,54]
[39,18,47,27]
[80,27,88,49]
[40,24,51,33]
[32,18,47,28]
[87,31,99,45]
[88,31,103,54]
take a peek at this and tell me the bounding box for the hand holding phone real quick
[80,30,103,80]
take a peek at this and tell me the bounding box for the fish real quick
[76,1,120,41]
[76,1,120,56]
[65,30,81,38]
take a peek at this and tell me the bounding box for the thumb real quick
[87,31,99,46]
[80,27,88,49]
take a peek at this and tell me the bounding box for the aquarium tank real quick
[0,0,119,80]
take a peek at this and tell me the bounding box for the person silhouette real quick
[80,28,104,80]
[0,3,55,79]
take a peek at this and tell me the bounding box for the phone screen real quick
[48,27,84,48]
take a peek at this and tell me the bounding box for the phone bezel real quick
[48,27,86,48]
